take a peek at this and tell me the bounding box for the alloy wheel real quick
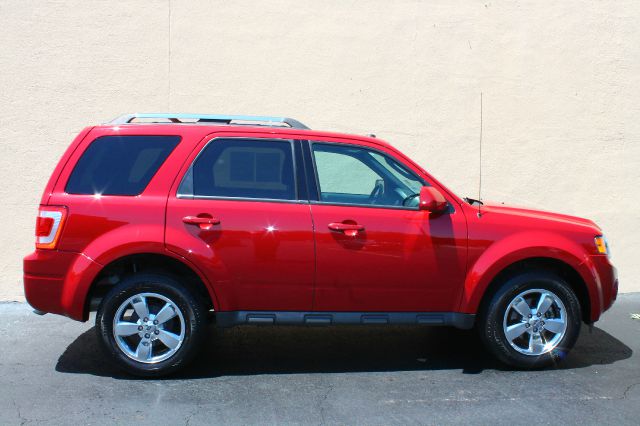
[112,292,186,363]
[502,288,567,356]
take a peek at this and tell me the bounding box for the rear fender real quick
[67,228,218,320]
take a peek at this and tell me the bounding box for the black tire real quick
[96,273,208,377]
[477,270,582,369]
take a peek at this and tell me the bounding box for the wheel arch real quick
[83,252,217,320]
[474,257,592,324]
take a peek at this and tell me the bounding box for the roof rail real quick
[107,113,310,129]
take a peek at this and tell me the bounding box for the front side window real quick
[180,139,296,200]
[312,143,425,208]
[66,135,180,196]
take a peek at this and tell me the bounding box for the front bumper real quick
[23,249,102,321]
[589,254,618,320]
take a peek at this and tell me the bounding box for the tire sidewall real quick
[96,273,206,377]
[481,271,582,369]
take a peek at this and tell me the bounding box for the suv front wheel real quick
[478,270,582,369]
[96,273,208,377]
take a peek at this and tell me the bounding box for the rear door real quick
[165,135,315,311]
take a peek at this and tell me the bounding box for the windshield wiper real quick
[464,197,484,206]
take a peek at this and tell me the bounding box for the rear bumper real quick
[23,250,102,321]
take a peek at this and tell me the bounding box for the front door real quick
[308,141,467,312]
[166,137,315,311]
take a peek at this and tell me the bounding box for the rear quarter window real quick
[66,135,180,196]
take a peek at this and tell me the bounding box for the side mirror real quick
[419,186,448,213]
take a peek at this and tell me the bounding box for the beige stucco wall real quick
[1,0,638,301]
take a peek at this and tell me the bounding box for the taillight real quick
[36,206,67,249]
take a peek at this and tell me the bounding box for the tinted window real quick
[66,135,180,196]
[182,139,296,200]
[312,143,425,207]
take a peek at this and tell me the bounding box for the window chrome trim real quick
[309,200,422,211]
[176,136,301,202]
[176,194,309,204]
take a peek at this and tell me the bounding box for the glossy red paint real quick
[166,199,315,311]
[23,122,617,324]
[24,249,102,320]
[311,203,468,312]
[459,201,616,321]
[418,186,448,212]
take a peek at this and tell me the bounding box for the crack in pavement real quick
[318,381,334,425]
[12,398,27,426]
[622,381,640,400]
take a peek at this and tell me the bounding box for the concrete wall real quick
[1,0,638,300]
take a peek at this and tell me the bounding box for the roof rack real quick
[107,113,310,129]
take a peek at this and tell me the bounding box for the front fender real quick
[459,231,602,319]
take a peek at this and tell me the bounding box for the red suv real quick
[24,113,618,376]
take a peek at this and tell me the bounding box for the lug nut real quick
[153,320,158,325]
[143,317,148,322]
[533,327,538,333]
[142,341,149,346]
[528,314,532,318]
[138,326,143,331]
[144,333,150,338]
[154,330,160,335]
[537,313,541,317]
[525,324,530,328]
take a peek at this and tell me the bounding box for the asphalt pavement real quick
[1,294,639,425]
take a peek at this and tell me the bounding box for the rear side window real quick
[179,139,296,200]
[66,135,180,196]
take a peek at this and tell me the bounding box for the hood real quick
[478,200,601,232]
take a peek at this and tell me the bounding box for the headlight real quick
[594,235,610,256]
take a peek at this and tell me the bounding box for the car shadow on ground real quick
[55,323,632,380]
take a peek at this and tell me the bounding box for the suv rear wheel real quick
[96,273,208,377]
[478,270,582,369]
